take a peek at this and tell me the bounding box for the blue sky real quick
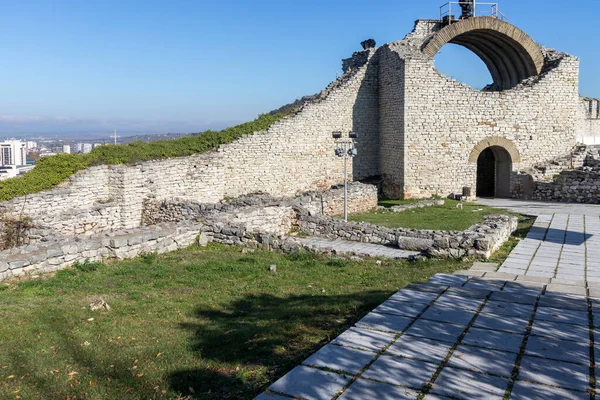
[1,0,599,135]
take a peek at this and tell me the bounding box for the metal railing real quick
[440,2,507,24]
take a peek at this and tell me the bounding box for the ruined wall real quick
[577,97,600,142]
[0,54,380,234]
[397,50,580,198]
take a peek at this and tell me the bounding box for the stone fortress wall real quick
[0,14,597,237]
[0,55,379,235]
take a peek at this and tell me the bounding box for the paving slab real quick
[302,344,377,375]
[546,284,587,296]
[428,274,469,287]
[403,320,466,343]
[471,262,499,272]
[461,327,524,353]
[267,365,352,400]
[355,312,413,333]
[403,283,448,293]
[524,336,590,364]
[530,319,590,343]
[447,344,517,376]
[330,327,395,352]
[481,300,535,317]
[361,357,437,389]
[481,272,518,280]
[509,380,589,400]
[537,295,588,311]
[432,294,485,311]
[489,291,538,305]
[388,288,440,303]
[337,379,418,400]
[472,312,530,334]
[516,275,551,284]
[535,306,589,326]
[445,286,490,299]
[550,278,586,286]
[430,367,509,399]
[421,306,475,325]
[452,269,485,277]
[254,392,291,400]
[385,334,452,364]
[517,356,590,392]
[372,300,429,319]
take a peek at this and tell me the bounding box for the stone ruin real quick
[1,11,599,280]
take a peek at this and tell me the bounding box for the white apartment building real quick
[0,140,31,180]
[0,140,27,166]
[62,144,71,154]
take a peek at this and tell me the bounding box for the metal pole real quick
[343,142,348,222]
[473,0,477,17]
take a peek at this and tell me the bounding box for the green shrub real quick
[0,113,283,202]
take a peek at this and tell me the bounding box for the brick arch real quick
[422,17,544,91]
[468,136,521,163]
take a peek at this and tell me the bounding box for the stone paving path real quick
[476,198,600,216]
[256,213,600,400]
[297,237,419,259]
[498,213,600,282]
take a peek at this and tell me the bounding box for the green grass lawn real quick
[349,199,520,231]
[0,245,471,400]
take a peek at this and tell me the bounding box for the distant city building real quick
[26,141,37,150]
[82,143,93,154]
[0,140,26,166]
[62,144,71,154]
[0,140,32,180]
[93,143,103,148]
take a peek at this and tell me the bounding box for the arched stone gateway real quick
[476,146,512,198]
[422,17,544,90]
[468,136,521,163]
[470,137,519,198]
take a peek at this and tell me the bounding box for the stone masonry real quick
[1,14,597,235]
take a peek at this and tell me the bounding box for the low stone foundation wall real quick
[142,182,377,225]
[0,222,202,282]
[532,167,600,203]
[0,181,516,282]
[297,210,517,259]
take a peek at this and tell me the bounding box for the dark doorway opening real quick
[476,146,512,198]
